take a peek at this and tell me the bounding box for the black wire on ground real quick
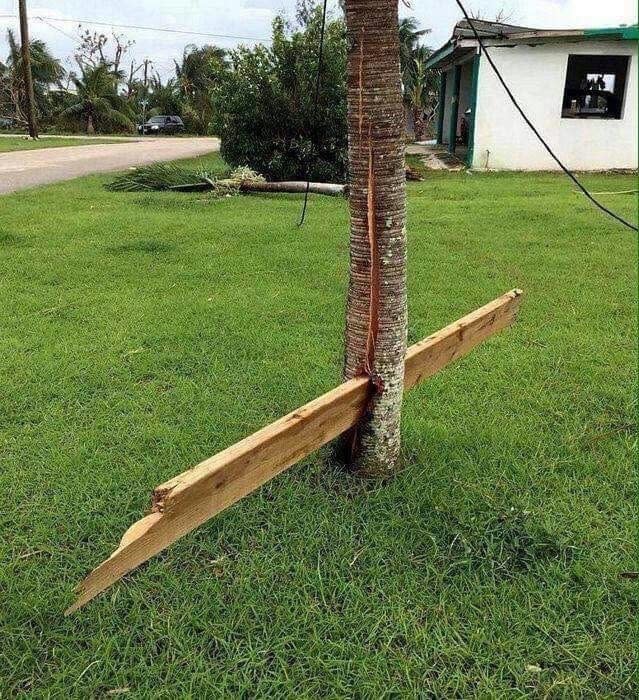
[298,0,329,227]
[455,0,638,232]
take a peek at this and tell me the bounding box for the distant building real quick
[426,20,638,170]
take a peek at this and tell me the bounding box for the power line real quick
[35,16,78,43]
[0,13,268,42]
[455,0,638,232]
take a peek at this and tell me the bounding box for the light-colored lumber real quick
[576,189,637,196]
[404,288,522,389]
[66,289,522,615]
[170,181,347,195]
[237,181,346,196]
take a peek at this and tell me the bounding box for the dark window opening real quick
[562,54,630,119]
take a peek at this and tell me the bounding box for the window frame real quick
[560,53,631,121]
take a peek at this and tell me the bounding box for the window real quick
[562,54,630,119]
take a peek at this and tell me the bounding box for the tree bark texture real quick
[343,0,408,477]
[413,106,426,141]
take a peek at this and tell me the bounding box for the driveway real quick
[0,137,220,194]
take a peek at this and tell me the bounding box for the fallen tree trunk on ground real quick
[170,180,346,195]
[109,164,420,195]
[66,289,523,615]
[238,180,346,196]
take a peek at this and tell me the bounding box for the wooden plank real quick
[66,289,522,614]
[404,288,522,389]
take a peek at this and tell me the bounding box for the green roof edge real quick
[584,25,639,40]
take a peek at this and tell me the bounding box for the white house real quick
[426,20,638,170]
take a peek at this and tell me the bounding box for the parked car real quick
[138,115,185,135]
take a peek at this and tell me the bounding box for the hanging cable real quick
[0,14,268,42]
[455,0,637,232]
[298,0,329,227]
[35,16,79,43]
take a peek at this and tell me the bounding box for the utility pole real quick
[18,0,38,139]
[143,59,150,88]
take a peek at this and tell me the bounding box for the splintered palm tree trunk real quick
[343,0,407,476]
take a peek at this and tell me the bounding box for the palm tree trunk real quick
[413,106,426,141]
[342,0,407,477]
[87,113,95,135]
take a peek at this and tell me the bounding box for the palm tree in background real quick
[1,29,64,124]
[398,17,430,88]
[174,44,228,133]
[148,75,183,117]
[59,64,133,134]
[404,45,438,141]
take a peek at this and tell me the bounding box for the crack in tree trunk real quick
[343,0,408,477]
[364,132,380,377]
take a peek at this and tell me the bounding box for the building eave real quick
[426,21,639,70]
[424,42,455,70]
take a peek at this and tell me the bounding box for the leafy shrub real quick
[212,7,347,182]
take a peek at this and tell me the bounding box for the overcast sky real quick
[1,0,636,81]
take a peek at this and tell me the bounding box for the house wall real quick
[472,40,638,170]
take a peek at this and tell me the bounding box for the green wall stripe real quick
[448,65,462,154]
[466,53,481,168]
[436,72,446,144]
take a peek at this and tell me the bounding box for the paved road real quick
[0,137,220,194]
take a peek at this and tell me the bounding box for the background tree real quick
[342,0,407,475]
[74,28,134,74]
[59,63,133,134]
[397,18,439,142]
[148,75,183,117]
[403,44,439,141]
[175,44,228,133]
[469,6,516,22]
[0,29,64,126]
[213,6,347,181]
[398,17,429,88]
[0,7,429,141]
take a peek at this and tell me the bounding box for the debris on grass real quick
[105,164,346,197]
[105,162,218,193]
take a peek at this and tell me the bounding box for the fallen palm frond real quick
[105,165,347,197]
[105,163,218,192]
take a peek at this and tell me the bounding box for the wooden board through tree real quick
[66,290,522,614]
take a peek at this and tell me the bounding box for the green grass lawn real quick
[1,155,636,696]
[0,136,125,152]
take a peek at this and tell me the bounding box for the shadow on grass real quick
[0,231,28,247]
[310,450,578,580]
